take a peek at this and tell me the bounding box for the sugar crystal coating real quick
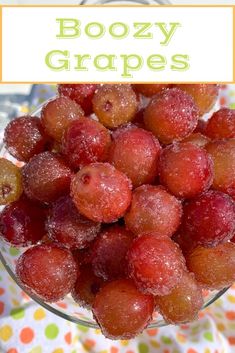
[71,163,132,223]
[108,125,161,187]
[186,243,235,290]
[62,117,111,170]
[125,185,182,237]
[22,151,72,203]
[176,84,219,115]
[0,158,23,205]
[205,108,235,139]
[182,190,235,247]
[127,233,186,295]
[4,116,49,162]
[159,142,213,198]
[41,97,84,142]
[47,195,101,249]
[92,279,154,340]
[144,88,199,144]
[155,271,203,324]
[92,85,138,128]
[16,243,78,302]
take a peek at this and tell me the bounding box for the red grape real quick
[92,85,138,128]
[125,185,182,237]
[205,108,235,139]
[127,233,186,295]
[47,196,101,249]
[62,117,111,170]
[176,84,219,115]
[4,116,49,162]
[132,84,170,97]
[16,243,78,302]
[72,265,105,309]
[108,125,161,187]
[71,163,132,223]
[91,225,133,280]
[22,152,72,203]
[159,143,213,198]
[0,158,23,205]
[206,139,235,198]
[92,279,154,339]
[41,97,84,142]
[58,84,97,115]
[185,243,235,290]
[144,88,199,144]
[182,190,235,247]
[0,197,46,247]
[155,271,203,324]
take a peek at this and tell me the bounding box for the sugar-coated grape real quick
[159,143,213,198]
[205,108,235,139]
[176,84,219,115]
[127,233,185,296]
[0,158,23,205]
[41,97,84,142]
[92,279,154,339]
[0,197,46,247]
[144,88,199,144]
[92,85,138,128]
[71,163,132,223]
[16,243,78,302]
[108,125,161,187]
[4,116,49,162]
[23,152,72,203]
[47,196,101,249]
[91,225,133,280]
[62,117,111,170]
[185,243,235,290]
[72,265,105,309]
[155,271,203,324]
[58,84,97,115]
[132,84,170,97]
[182,191,235,247]
[182,133,210,148]
[125,185,182,237]
[206,139,235,198]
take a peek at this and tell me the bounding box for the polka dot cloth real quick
[0,84,235,353]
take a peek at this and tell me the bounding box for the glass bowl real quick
[0,86,233,329]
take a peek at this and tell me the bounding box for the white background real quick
[1,1,235,4]
[1,6,234,83]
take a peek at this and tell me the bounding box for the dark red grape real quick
[205,108,235,139]
[182,190,235,247]
[91,225,133,280]
[4,116,49,162]
[23,152,72,203]
[0,197,46,247]
[16,243,78,302]
[47,195,101,249]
